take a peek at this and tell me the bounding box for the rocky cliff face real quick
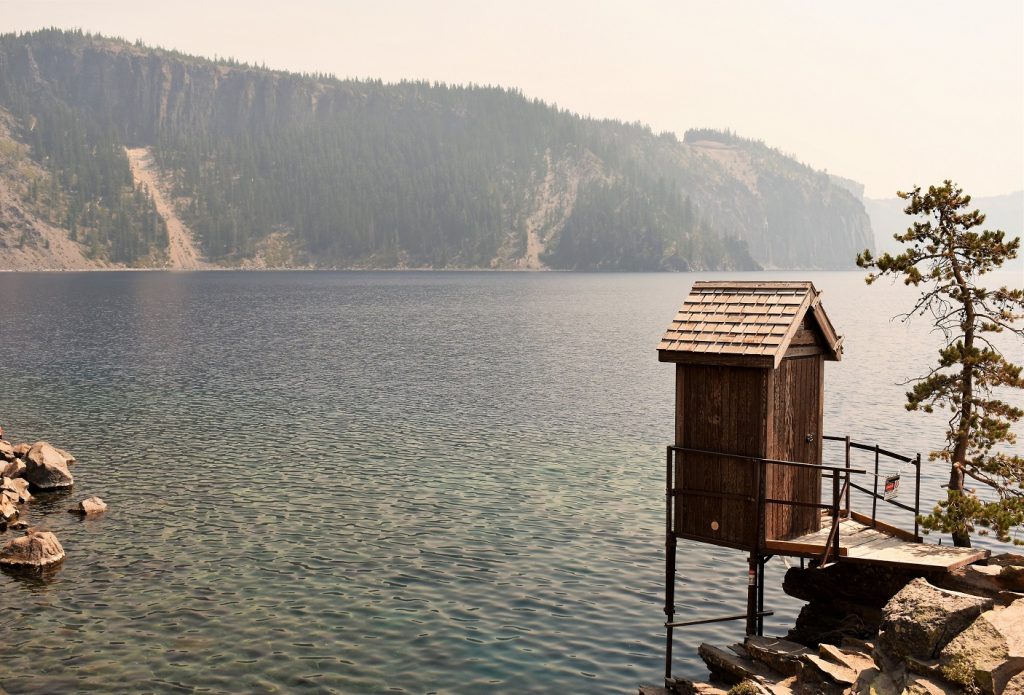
[0,30,874,270]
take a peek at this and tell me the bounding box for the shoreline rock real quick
[647,555,1024,695]
[0,434,103,579]
[0,529,65,568]
[24,442,74,490]
[69,496,107,515]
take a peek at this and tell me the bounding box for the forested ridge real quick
[0,29,873,270]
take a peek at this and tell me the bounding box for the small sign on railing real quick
[884,474,901,500]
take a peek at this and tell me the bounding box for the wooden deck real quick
[765,516,989,570]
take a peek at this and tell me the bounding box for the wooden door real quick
[765,356,824,540]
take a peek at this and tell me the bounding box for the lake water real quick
[0,270,1021,694]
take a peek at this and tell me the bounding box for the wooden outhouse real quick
[657,281,843,549]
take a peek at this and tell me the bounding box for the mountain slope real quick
[0,29,873,271]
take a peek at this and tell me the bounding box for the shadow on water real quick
[0,556,65,584]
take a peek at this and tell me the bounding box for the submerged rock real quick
[877,577,993,660]
[24,442,74,490]
[0,529,64,568]
[70,496,107,515]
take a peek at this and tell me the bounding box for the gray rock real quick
[939,599,1024,695]
[1,458,26,479]
[0,529,64,567]
[24,442,74,490]
[70,496,107,515]
[877,577,993,660]
[0,440,14,461]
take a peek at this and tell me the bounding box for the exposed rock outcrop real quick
[648,558,1024,695]
[877,578,993,661]
[939,600,1024,694]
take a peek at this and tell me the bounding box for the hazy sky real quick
[3,0,1022,198]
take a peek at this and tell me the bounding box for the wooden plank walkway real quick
[764,517,989,570]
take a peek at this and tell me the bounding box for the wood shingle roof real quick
[657,281,843,368]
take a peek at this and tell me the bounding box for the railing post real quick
[747,460,765,635]
[872,444,879,525]
[834,481,843,561]
[914,452,921,541]
[844,435,851,515]
[664,446,676,683]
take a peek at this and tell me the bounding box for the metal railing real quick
[823,435,922,540]
[662,444,866,682]
[661,437,922,685]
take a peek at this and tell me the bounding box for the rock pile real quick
[642,555,1024,695]
[0,435,105,572]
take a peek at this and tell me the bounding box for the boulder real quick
[0,440,14,461]
[939,599,1024,694]
[9,520,28,531]
[988,554,1024,594]
[12,443,30,458]
[904,673,961,695]
[24,442,74,490]
[70,496,107,515]
[743,636,811,677]
[1,458,26,479]
[877,577,993,660]
[698,643,781,685]
[0,495,18,523]
[1,476,32,503]
[0,529,64,568]
[1006,670,1024,695]
[52,446,76,464]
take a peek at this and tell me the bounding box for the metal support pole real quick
[872,444,879,524]
[844,435,852,515]
[914,453,921,540]
[747,461,765,635]
[664,447,676,684]
[746,554,758,636]
[756,557,766,636]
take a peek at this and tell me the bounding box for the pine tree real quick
[857,180,1024,547]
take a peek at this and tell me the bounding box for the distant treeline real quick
[0,29,871,269]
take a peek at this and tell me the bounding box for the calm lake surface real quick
[1,270,1021,694]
